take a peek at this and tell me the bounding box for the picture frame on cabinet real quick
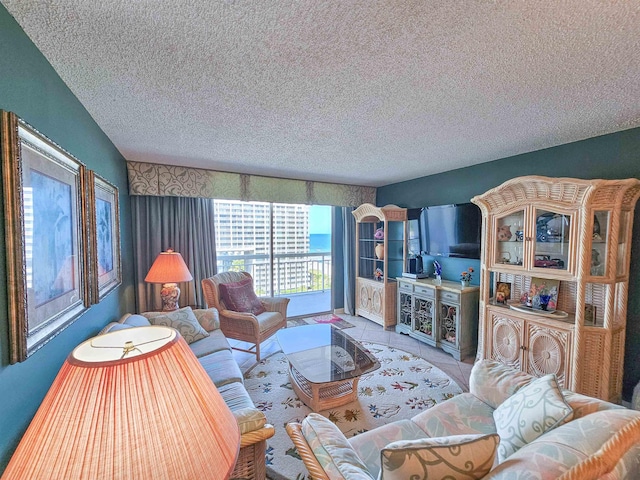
[584,303,596,326]
[495,282,511,305]
[88,171,121,303]
[1,110,89,363]
[522,277,560,312]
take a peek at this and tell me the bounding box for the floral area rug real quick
[243,342,463,480]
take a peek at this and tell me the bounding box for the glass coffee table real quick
[276,324,380,411]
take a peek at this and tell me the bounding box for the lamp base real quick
[160,283,181,311]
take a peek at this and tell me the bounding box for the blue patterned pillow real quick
[380,433,499,480]
[493,374,573,462]
[144,307,209,344]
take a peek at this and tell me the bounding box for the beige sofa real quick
[287,360,640,479]
[102,307,273,480]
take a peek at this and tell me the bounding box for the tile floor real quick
[231,312,475,391]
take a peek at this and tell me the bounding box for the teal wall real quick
[0,4,135,471]
[377,127,640,402]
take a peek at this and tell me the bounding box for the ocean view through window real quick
[214,200,332,316]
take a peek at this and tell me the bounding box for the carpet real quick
[287,314,355,330]
[243,342,463,480]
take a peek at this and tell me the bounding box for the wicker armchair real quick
[202,271,289,361]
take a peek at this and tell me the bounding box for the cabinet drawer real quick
[398,282,414,293]
[440,291,460,303]
[414,285,435,298]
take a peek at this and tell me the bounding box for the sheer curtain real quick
[131,196,217,313]
[342,206,356,315]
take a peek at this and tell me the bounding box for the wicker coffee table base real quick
[288,363,360,411]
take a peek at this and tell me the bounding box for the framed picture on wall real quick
[88,171,121,302]
[1,110,89,363]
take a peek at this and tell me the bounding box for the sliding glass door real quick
[214,200,332,317]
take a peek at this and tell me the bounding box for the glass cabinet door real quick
[532,208,571,272]
[493,210,525,268]
[590,211,609,277]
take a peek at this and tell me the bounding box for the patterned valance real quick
[126,161,376,207]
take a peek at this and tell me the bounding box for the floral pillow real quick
[493,374,573,462]
[218,278,266,315]
[144,307,209,344]
[380,433,499,480]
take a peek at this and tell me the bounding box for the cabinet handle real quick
[525,237,532,242]
[520,345,527,351]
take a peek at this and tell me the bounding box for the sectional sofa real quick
[287,360,640,479]
[102,306,273,480]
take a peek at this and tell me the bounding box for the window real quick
[214,200,332,316]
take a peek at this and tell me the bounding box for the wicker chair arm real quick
[240,424,275,448]
[557,416,640,480]
[285,422,330,480]
[260,297,290,318]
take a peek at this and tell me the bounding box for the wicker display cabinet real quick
[353,204,407,328]
[472,176,640,402]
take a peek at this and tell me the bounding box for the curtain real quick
[342,206,356,315]
[131,196,217,313]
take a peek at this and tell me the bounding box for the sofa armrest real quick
[469,360,533,409]
[557,415,640,480]
[286,422,331,480]
[240,424,275,448]
[260,296,290,318]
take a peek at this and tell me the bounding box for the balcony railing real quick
[217,251,332,297]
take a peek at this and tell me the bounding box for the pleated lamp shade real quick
[1,326,240,480]
[144,250,193,284]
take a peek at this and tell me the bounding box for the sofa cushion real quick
[199,349,244,387]
[219,278,266,315]
[189,329,231,357]
[493,374,573,462]
[231,407,267,436]
[469,360,534,409]
[301,413,375,480]
[411,392,497,438]
[193,308,220,331]
[349,419,429,478]
[562,389,623,419]
[143,307,209,344]
[380,433,499,480]
[218,381,255,411]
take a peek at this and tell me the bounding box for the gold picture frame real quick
[88,171,121,303]
[1,111,89,363]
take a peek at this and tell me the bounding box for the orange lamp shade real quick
[1,326,240,479]
[144,249,193,284]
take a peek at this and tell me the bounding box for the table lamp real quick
[145,249,193,311]
[1,326,240,479]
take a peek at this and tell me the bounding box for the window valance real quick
[127,161,376,207]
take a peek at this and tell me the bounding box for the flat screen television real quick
[419,203,481,259]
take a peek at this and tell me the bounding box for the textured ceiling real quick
[3,1,640,187]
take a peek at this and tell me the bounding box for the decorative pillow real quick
[301,413,374,480]
[380,433,499,480]
[193,308,220,331]
[493,374,573,462]
[218,278,266,315]
[144,307,209,344]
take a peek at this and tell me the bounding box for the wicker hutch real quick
[471,176,640,403]
[353,204,407,328]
